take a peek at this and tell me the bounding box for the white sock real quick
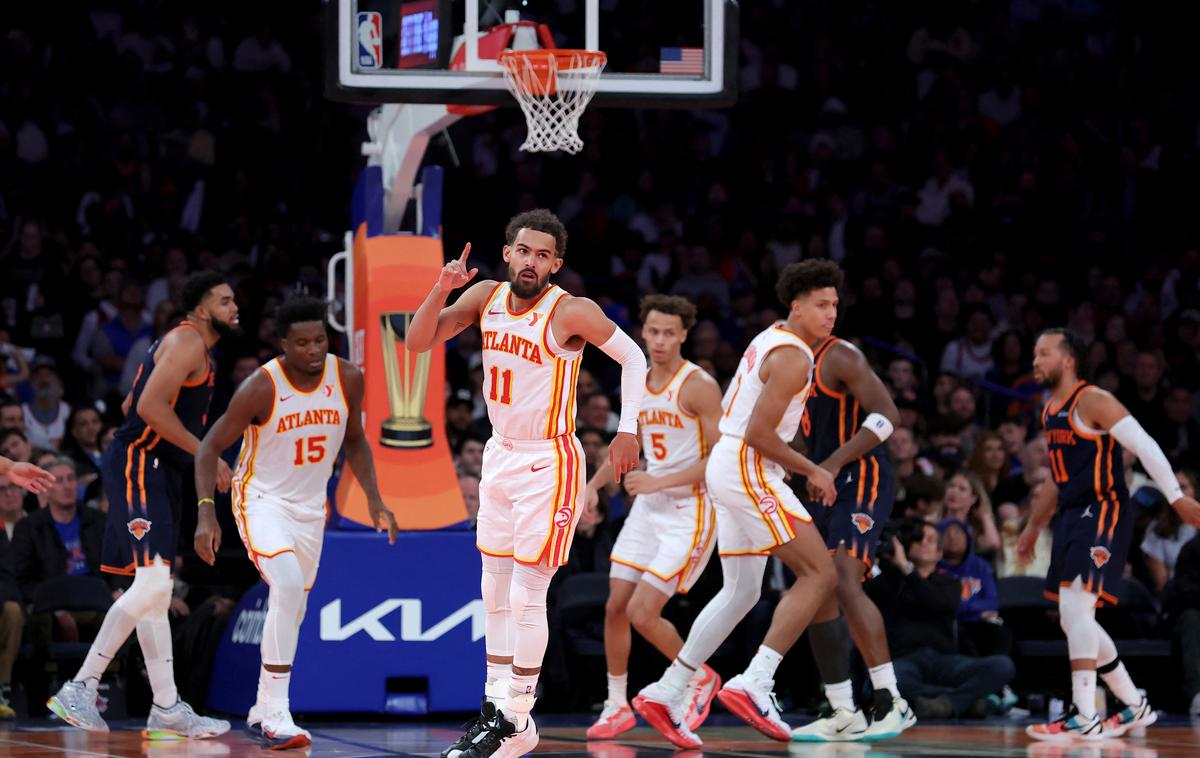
[486,661,510,705]
[507,672,539,730]
[137,613,177,709]
[607,672,628,705]
[75,606,140,686]
[263,666,291,706]
[868,662,898,698]
[661,659,696,701]
[1071,670,1097,719]
[744,645,783,686]
[1099,661,1141,707]
[825,679,856,712]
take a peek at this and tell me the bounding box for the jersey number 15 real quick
[294,435,327,466]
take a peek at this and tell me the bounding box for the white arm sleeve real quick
[596,328,646,435]
[1109,415,1184,503]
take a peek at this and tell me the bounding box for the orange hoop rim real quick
[497,48,608,73]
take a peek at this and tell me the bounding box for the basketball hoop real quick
[498,49,607,154]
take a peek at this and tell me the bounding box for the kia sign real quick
[209,530,482,714]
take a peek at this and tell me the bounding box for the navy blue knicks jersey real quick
[803,338,888,466]
[1042,381,1129,510]
[113,322,215,469]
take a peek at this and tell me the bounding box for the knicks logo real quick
[851,513,875,534]
[128,518,152,541]
[758,495,780,515]
[554,505,574,528]
[1090,546,1112,568]
[961,576,982,600]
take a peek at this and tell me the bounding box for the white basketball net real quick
[498,50,607,154]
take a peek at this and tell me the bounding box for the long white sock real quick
[1099,661,1141,707]
[1072,669,1097,719]
[869,662,899,697]
[607,672,628,705]
[75,606,140,687]
[136,610,177,709]
[825,679,856,712]
[486,661,510,705]
[263,666,291,706]
[507,672,539,729]
[744,645,783,686]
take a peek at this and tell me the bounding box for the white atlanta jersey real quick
[233,354,348,513]
[640,360,708,498]
[480,282,582,440]
[719,323,815,442]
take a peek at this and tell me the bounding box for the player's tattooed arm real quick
[340,360,399,543]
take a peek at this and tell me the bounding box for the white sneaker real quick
[863,696,916,740]
[260,708,312,750]
[493,713,539,758]
[1103,696,1157,737]
[631,680,702,749]
[144,700,231,740]
[791,707,870,742]
[717,674,791,741]
[47,680,108,733]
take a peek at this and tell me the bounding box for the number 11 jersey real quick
[479,282,583,441]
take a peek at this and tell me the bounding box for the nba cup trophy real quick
[379,312,433,448]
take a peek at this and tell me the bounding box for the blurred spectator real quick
[88,281,152,402]
[941,306,995,381]
[59,406,104,493]
[0,477,18,717]
[938,518,1011,657]
[0,475,23,540]
[0,401,23,432]
[455,434,485,478]
[1119,351,1168,439]
[578,393,619,434]
[459,473,480,526]
[21,361,70,449]
[0,340,29,395]
[867,519,1014,719]
[943,471,1000,560]
[1161,388,1200,469]
[1142,471,1199,595]
[967,431,1021,506]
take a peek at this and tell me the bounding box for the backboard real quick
[324,0,738,108]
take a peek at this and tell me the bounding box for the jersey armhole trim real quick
[540,291,578,360]
[675,366,703,419]
[334,357,351,413]
[482,282,506,316]
[813,340,845,399]
[252,366,278,429]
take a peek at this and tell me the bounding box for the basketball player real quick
[0,455,54,492]
[407,209,645,758]
[791,317,915,741]
[192,295,399,749]
[1022,328,1200,741]
[49,272,236,739]
[633,260,841,749]
[583,294,723,740]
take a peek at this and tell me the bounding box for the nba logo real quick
[357,12,383,69]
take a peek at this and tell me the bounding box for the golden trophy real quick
[379,312,433,448]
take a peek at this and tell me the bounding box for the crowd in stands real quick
[3,0,1200,720]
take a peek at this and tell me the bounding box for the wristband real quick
[862,412,894,443]
[197,497,215,508]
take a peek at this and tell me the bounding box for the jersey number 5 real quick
[488,366,513,405]
[294,435,327,466]
[650,433,668,461]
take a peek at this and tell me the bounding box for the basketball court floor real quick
[3,715,1199,757]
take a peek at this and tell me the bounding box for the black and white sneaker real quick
[443,699,498,758]
[460,710,518,758]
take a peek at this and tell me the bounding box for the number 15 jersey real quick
[233,354,348,513]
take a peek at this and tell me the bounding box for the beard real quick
[1035,368,1061,389]
[211,317,244,340]
[508,266,547,299]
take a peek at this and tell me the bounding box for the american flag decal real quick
[659,47,704,76]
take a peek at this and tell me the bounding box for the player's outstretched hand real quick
[194,506,222,566]
[6,461,54,494]
[1172,496,1200,528]
[370,498,399,544]
[608,432,640,483]
[1016,525,1038,564]
[437,243,478,292]
[216,459,233,493]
